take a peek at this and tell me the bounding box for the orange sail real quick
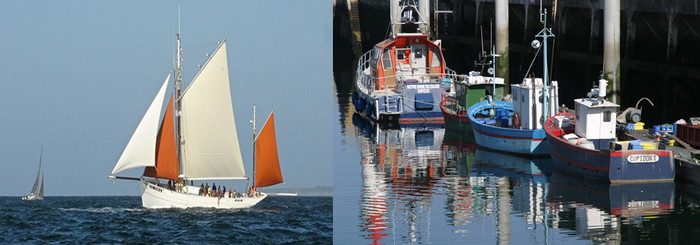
[144,95,180,180]
[254,112,283,187]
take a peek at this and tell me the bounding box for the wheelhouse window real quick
[414,48,422,59]
[575,103,580,120]
[604,111,612,122]
[397,51,405,61]
[372,47,381,60]
[382,49,392,68]
[430,48,441,68]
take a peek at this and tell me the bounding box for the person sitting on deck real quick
[228,189,232,198]
[200,183,204,195]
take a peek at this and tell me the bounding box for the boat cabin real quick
[511,78,559,130]
[574,98,619,149]
[369,33,445,91]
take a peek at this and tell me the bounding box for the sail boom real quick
[108,175,142,181]
[184,177,247,181]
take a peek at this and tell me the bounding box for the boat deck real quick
[626,129,700,165]
[627,129,700,162]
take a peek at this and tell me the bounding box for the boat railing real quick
[357,49,468,95]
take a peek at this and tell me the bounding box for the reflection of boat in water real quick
[547,171,674,242]
[353,114,451,243]
[470,148,552,227]
[472,148,553,179]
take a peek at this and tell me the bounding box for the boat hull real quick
[440,99,473,134]
[354,81,445,125]
[21,195,42,201]
[545,112,675,183]
[468,100,549,156]
[140,181,266,209]
[675,159,700,184]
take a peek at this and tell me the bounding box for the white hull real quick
[22,195,42,201]
[140,180,266,209]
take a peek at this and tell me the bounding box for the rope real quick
[522,46,542,82]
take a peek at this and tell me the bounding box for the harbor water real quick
[333,98,700,243]
[333,71,700,244]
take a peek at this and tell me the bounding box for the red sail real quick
[144,95,180,180]
[254,112,283,187]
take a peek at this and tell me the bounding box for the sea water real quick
[1,196,331,243]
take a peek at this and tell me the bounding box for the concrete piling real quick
[603,0,620,104]
[496,0,509,93]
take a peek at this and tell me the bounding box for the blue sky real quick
[0,1,332,196]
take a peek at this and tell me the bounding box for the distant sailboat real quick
[109,32,284,209]
[23,145,44,201]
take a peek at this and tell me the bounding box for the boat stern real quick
[609,150,675,183]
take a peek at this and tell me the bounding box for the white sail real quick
[29,146,42,196]
[111,74,170,175]
[39,172,44,199]
[180,41,246,180]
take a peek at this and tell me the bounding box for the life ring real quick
[511,112,521,129]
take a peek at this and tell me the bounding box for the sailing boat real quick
[23,145,44,201]
[109,33,284,209]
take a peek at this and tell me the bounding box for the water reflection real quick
[354,114,445,243]
[548,172,675,243]
[353,114,558,243]
[347,111,681,244]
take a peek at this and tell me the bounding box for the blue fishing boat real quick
[353,0,461,125]
[544,78,674,183]
[468,80,558,156]
[466,8,559,156]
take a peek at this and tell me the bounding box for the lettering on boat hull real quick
[627,154,659,163]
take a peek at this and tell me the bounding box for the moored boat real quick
[440,69,505,133]
[544,78,674,183]
[466,8,558,156]
[353,0,460,125]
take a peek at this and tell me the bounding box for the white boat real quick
[109,32,284,209]
[23,145,44,201]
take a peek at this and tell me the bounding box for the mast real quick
[251,104,257,192]
[175,7,184,181]
[535,6,554,122]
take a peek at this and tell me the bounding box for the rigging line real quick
[522,46,542,82]
[548,36,556,85]
[183,41,219,49]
